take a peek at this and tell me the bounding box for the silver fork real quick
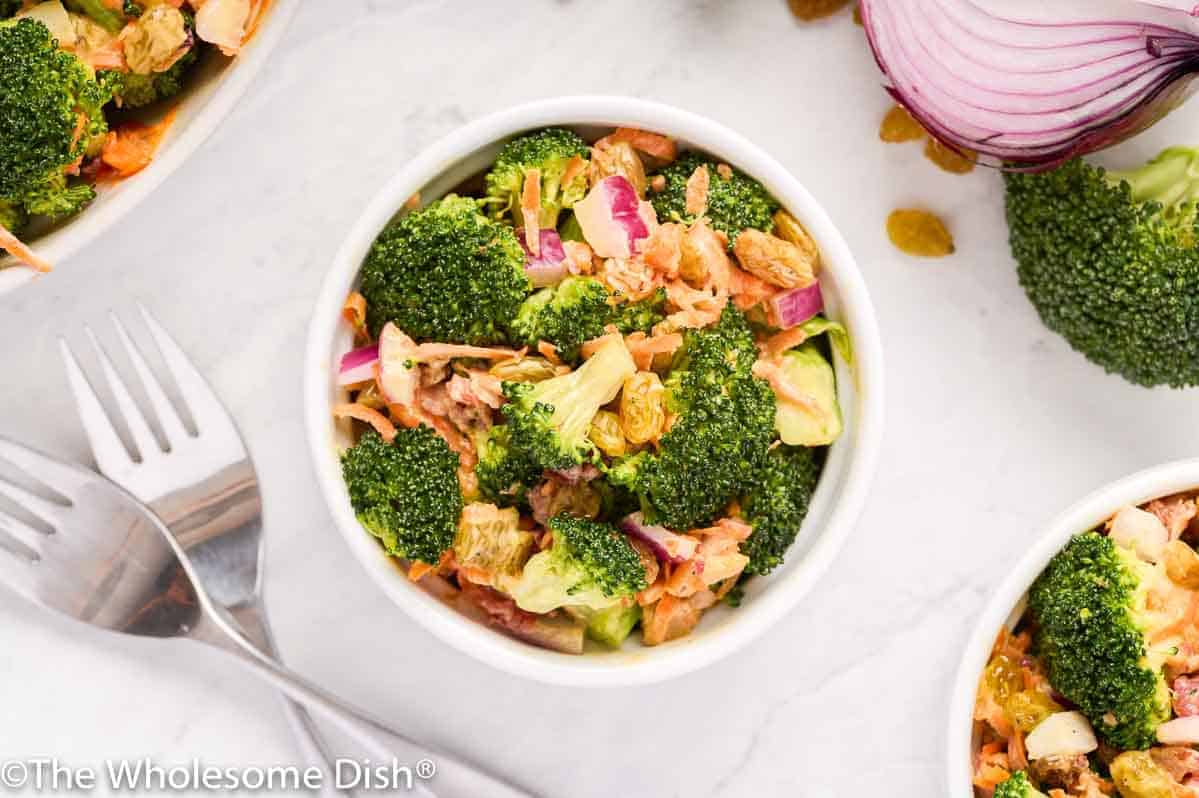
[0,437,531,798]
[58,307,531,798]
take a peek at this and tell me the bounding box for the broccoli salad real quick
[0,0,270,272]
[974,492,1199,797]
[332,125,849,654]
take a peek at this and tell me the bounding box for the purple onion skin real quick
[771,283,824,329]
[619,513,698,564]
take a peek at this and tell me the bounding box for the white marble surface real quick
[1,1,1198,796]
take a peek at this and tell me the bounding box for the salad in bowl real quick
[970,486,1199,797]
[329,124,850,655]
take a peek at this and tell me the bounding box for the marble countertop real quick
[2,1,1198,795]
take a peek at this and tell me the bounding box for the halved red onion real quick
[620,512,699,564]
[573,175,658,258]
[518,228,569,287]
[771,282,824,329]
[860,0,1199,168]
[337,344,379,386]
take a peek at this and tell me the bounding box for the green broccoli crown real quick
[361,195,530,343]
[484,127,590,227]
[546,514,648,598]
[650,152,779,246]
[1006,151,1199,388]
[0,198,27,233]
[610,287,667,335]
[993,772,1046,798]
[500,336,635,471]
[340,427,463,565]
[740,445,822,575]
[1028,531,1171,750]
[0,18,111,216]
[614,306,776,529]
[105,30,198,109]
[510,277,612,362]
[474,424,541,507]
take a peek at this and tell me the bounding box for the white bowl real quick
[947,458,1199,795]
[0,0,297,294]
[304,96,885,687]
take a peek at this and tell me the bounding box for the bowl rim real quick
[303,95,885,687]
[0,0,298,294]
[946,457,1199,795]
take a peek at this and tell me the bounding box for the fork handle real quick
[189,609,534,798]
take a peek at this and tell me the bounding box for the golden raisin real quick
[1004,690,1062,733]
[924,138,976,174]
[620,372,666,445]
[983,655,1023,706]
[886,209,955,257]
[589,410,627,458]
[787,0,850,20]
[879,105,926,143]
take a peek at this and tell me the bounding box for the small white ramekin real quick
[0,0,297,294]
[304,96,885,687]
[947,458,1199,794]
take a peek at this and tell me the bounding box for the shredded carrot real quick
[752,359,821,414]
[626,331,682,371]
[413,342,519,361]
[100,107,178,178]
[691,517,753,540]
[0,225,53,273]
[537,340,561,365]
[560,155,588,190]
[729,266,775,311]
[760,326,809,358]
[408,561,436,582]
[403,191,421,211]
[521,168,541,255]
[1007,730,1028,773]
[604,127,678,163]
[665,560,705,598]
[684,165,710,218]
[342,291,367,331]
[716,163,734,181]
[333,403,397,442]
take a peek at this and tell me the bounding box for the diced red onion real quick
[619,512,699,564]
[518,228,569,287]
[573,176,658,258]
[337,344,379,386]
[549,463,601,484]
[771,282,824,329]
[860,0,1199,168]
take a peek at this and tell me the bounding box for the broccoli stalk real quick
[1006,149,1199,387]
[650,152,779,247]
[501,335,636,471]
[1028,531,1173,750]
[993,772,1047,798]
[505,515,647,614]
[340,427,463,565]
[484,128,590,228]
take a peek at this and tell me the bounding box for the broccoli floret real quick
[993,772,1047,798]
[360,195,530,343]
[1007,149,1199,387]
[1028,531,1172,750]
[0,199,26,233]
[740,445,822,575]
[340,427,463,565]
[610,287,667,335]
[474,425,541,507]
[510,278,665,363]
[484,128,590,228]
[105,34,198,109]
[506,514,647,613]
[609,305,776,529]
[501,335,636,471]
[650,152,778,247]
[0,18,111,222]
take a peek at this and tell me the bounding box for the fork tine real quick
[138,304,230,433]
[85,326,162,463]
[0,504,47,555]
[0,472,63,526]
[0,536,38,602]
[0,437,91,495]
[109,312,190,448]
[60,338,136,476]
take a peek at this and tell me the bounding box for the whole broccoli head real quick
[1028,531,1172,750]
[510,278,666,363]
[501,335,636,471]
[993,772,1047,798]
[506,514,647,613]
[474,424,541,507]
[609,305,776,530]
[341,427,463,565]
[360,195,530,343]
[1007,149,1199,387]
[0,18,113,223]
[740,445,822,575]
[650,152,778,247]
[484,128,590,228]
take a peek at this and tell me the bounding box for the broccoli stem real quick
[1108,146,1199,209]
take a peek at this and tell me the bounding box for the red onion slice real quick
[573,176,658,258]
[619,512,699,564]
[860,0,1199,168]
[337,344,379,386]
[518,228,569,287]
[771,283,824,329]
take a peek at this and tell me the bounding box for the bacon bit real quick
[521,168,541,256]
[716,163,734,181]
[333,403,397,442]
[684,165,710,218]
[100,107,178,178]
[403,191,421,211]
[467,370,504,409]
[342,291,367,331]
[642,594,701,645]
[536,340,561,365]
[562,240,594,275]
[589,141,647,197]
[641,223,683,279]
[560,154,588,191]
[729,266,775,311]
[665,279,727,330]
[760,326,809,358]
[752,359,821,415]
[625,331,683,371]
[692,517,753,541]
[601,128,678,165]
[665,560,706,598]
[0,225,53,273]
[1148,494,1198,540]
[1008,731,1028,773]
[598,256,663,301]
[413,342,519,361]
[649,175,666,194]
[408,560,436,582]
